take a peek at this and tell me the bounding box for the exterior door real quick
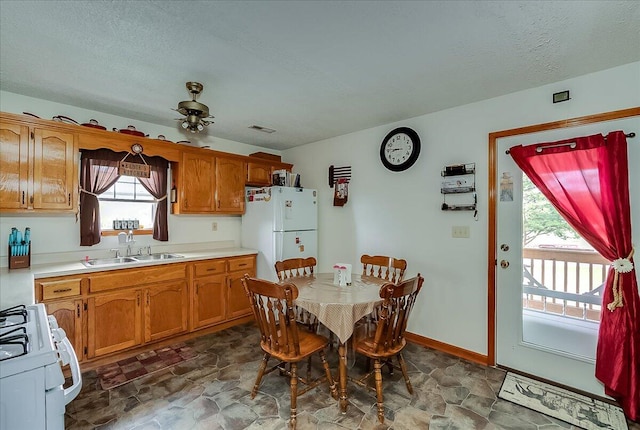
[494,118,639,396]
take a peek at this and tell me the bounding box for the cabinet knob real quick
[22,191,25,205]
[30,195,34,204]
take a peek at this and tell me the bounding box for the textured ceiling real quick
[1,1,638,150]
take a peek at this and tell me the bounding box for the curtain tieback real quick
[79,188,100,197]
[607,247,635,312]
[155,195,167,202]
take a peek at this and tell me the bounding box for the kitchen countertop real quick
[0,247,258,309]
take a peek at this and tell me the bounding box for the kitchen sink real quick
[132,253,184,261]
[82,257,138,267]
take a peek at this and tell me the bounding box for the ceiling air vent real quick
[249,125,276,134]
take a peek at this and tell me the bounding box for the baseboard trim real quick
[406,331,490,366]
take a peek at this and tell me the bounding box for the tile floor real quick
[65,323,639,429]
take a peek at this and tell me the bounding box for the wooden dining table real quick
[281,272,387,412]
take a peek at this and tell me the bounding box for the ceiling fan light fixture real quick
[173,82,214,133]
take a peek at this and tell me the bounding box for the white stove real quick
[0,304,82,430]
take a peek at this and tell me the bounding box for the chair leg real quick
[290,363,298,429]
[252,353,271,399]
[397,353,413,394]
[319,350,338,400]
[307,356,312,382]
[373,359,385,423]
[386,359,394,375]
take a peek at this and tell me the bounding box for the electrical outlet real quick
[212,222,218,231]
[452,225,470,238]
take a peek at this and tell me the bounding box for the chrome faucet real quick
[146,245,152,255]
[110,248,121,258]
[126,244,132,257]
[126,230,135,243]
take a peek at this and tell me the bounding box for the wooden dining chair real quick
[351,274,424,424]
[242,275,338,429]
[275,257,317,280]
[359,254,408,341]
[361,254,407,283]
[275,257,319,331]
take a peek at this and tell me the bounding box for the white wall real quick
[0,91,281,263]
[283,62,640,356]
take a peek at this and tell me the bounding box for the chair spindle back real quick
[361,254,407,283]
[275,257,317,281]
[242,276,301,357]
[371,274,424,353]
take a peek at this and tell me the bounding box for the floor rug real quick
[96,343,198,390]
[498,372,628,430]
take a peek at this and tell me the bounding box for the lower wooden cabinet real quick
[35,254,257,364]
[43,299,84,362]
[227,270,253,319]
[87,289,143,358]
[192,274,226,329]
[145,280,188,343]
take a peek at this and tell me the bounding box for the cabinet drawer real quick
[40,279,82,300]
[194,260,226,278]
[228,256,255,272]
[89,264,187,293]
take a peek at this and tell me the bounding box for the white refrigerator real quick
[241,186,318,281]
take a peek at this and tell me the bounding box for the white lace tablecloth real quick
[283,273,386,344]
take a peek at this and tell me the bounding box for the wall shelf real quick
[441,163,477,214]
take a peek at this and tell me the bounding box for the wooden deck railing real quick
[522,247,610,322]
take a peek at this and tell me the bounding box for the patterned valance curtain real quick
[80,149,169,245]
[509,131,639,420]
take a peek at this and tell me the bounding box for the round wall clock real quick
[380,127,421,172]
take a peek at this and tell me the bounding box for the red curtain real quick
[509,131,639,420]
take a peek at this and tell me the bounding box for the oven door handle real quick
[60,336,82,404]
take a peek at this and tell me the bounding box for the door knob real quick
[500,260,510,269]
[500,244,509,252]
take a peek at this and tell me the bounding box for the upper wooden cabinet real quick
[176,151,216,213]
[215,156,245,213]
[246,161,273,186]
[1,112,294,216]
[0,118,78,213]
[173,152,247,215]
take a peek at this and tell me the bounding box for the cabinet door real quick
[180,152,215,213]
[215,157,245,213]
[192,274,226,329]
[0,121,29,210]
[44,299,84,362]
[227,271,254,319]
[87,290,142,358]
[33,128,77,211]
[246,162,272,186]
[144,280,188,343]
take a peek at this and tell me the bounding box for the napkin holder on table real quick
[333,263,352,287]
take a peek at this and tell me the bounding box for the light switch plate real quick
[212,222,218,231]
[452,225,470,238]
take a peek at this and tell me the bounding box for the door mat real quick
[498,372,628,430]
[96,343,198,390]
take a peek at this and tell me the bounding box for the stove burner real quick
[0,304,28,328]
[0,326,29,361]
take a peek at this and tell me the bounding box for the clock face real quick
[380,127,420,171]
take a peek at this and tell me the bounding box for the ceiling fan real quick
[173,82,214,133]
